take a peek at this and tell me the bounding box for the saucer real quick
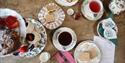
[52,27,77,51]
[55,0,79,6]
[81,0,104,21]
[97,18,118,45]
[38,3,65,30]
[74,40,101,63]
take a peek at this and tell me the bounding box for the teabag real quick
[109,0,125,15]
[102,18,116,29]
[104,28,117,39]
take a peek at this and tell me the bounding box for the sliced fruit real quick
[5,16,19,29]
[18,46,28,53]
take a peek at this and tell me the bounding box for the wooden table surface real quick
[0,0,125,63]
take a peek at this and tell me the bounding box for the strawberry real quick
[5,16,19,29]
[18,46,28,53]
[0,17,6,26]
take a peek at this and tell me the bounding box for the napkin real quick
[93,36,115,63]
[54,51,76,63]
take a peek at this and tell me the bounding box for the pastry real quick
[26,20,34,33]
[45,14,55,23]
[89,47,97,59]
[79,51,90,61]
[33,31,41,47]
[0,30,21,55]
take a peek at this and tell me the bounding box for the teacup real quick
[53,27,77,51]
[57,31,72,46]
[82,0,103,20]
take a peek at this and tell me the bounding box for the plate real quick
[38,3,65,30]
[81,0,104,21]
[97,18,118,45]
[52,27,77,51]
[74,40,101,63]
[18,18,47,58]
[0,8,26,57]
[55,0,79,6]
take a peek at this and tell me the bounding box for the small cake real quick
[0,30,21,55]
[89,47,97,59]
[45,14,55,23]
[46,3,59,13]
[26,19,34,33]
[26,31,41,47]
[33,31,41,46]
[79,51,90,61]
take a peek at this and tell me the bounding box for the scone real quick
[89,47,97,59]
[32,31,41,47]
[46,3,59,13]
[79,51,91,61]
[45,14,55,23]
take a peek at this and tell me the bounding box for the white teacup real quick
[53,27,77,51]
[82,0,104,21]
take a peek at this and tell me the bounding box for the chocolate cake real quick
[0,30,21,55]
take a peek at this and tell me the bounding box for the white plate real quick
[55,0,79,6]
[19,18,47,58]
[38,3,65,30]
[52,27,77,51]
[0,8,26,57]
[81,0,104,21]
[74,40,101,63]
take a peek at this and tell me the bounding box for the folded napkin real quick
[93,36,115,63]
[54,51,76,63]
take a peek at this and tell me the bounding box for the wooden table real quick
[0,0,125,63]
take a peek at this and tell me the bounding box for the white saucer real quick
[52,27,77,51]
[55,0,79,6]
